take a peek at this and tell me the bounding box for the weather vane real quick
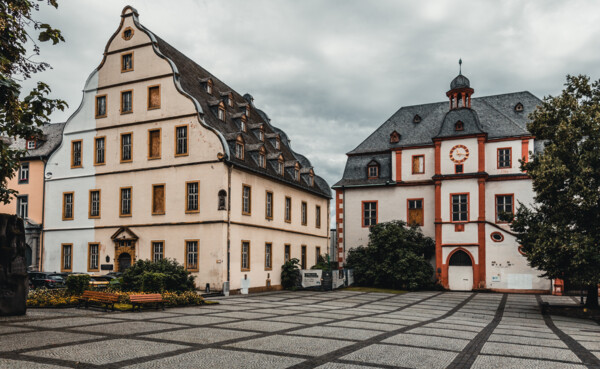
[459,58,462,74]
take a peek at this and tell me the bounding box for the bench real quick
[130,294,164,311]
[78,290,119,311]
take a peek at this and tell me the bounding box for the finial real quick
[459,58,462,75]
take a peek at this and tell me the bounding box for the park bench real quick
[78,290,119,311]
[130,294,164,311]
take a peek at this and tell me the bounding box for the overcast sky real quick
[28,0,600,220]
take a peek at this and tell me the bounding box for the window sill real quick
[120,160,133,164]
[148,156,161,160]
[88,216,100,219]
[152,212,166,216]
[62,218,74,221]
[93,162,106,166]
[241,268,251,272]
[147,106,161,110]
[119,214,132,218]
[174,153,189,157]
[265,268,273,271]
[120,111,133,115]
[242,212,251,216]
[95,115,107,119]
[71,165,83,169]
[185,210,200,214]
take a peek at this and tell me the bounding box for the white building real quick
[333,69,550,292]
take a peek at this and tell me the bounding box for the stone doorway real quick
[118,253,132,271]
[110,227,139,272]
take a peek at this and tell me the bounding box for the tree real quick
[510,75,600,308]
[346,220,435,290]
[0,0,67,204]
[121,259,196,292]
[281,258,301,290]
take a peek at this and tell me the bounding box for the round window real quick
[490,232,504,242]
[122,27,134,41]
[518,245,526,255]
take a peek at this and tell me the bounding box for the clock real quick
[449,145,469,163]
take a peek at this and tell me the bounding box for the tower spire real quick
[459,58,462,75]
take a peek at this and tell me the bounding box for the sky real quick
[26,0,600,222]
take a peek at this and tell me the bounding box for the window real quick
[515,102,524,112]
[94,137,105,165]
[413,114,422,123]
[186,240,199,271]
[390,131,400,143]
[240,117,247,132]
[16,195,28,219]
[61,244,72,272]
[148,129,161,159]
[147,85,160,109]
[88,243,99,271]
[367,162,379,178]
[265,191,273,219]
[218,190,227,210]
[316,205,321,228]
[455,121,464,131]
[455,164,464,174]
[26,140,36,149]
[278,159,284,176]
[121,90,133,114]
[18,163,29,183]
[186,181,199,213]
[315,246,321,264]
[152,241,164,261]
[241,241,250,271]
[121,133,132,162]
[284,244,291,263]
[362,201,377,227]
[275,137,281,150]
[235,140,244,160]
[490,232,504,242]
[259,151,266,168]
[63,192,74,220]
[242,185,251,215]
[175,125,188,156]
[497,148,511,168]
[218,103,226,121]
[121,52,133,72]
[285,196,292,222]
[294,167,300,181]
[71,140,82,168]
[451,194,469,222]
[245,105,250,117]
[496,194,514,223]
[206,79,213,94]
[408,199,424,226]
[95,95,107,118]
[120,187,132,216]
[412,155,425,174]
[301,201,307,226]
[89,190,101,218]
[265,243,272,270]
[258,129,264,141]
[301,245,307,269]
[152,184,165,215]
[122,27,133,40]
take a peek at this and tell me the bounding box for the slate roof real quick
[335,90,542,188]
[7,123,65,159]
[144,33,330,198]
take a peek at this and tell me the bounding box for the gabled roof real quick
[7,123,66,159]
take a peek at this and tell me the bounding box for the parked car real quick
[28,272,66,289]
[89,275,115,289]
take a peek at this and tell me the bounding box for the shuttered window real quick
[408,199,424,226]
[412,155,424,174]
[148,129,161,159]
[152,184,165,215]
[148,85,160,109]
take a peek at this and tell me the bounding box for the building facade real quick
[42,6,330,292]
[334,70,550,292]
[0,123,65,270]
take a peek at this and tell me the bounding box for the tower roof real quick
[450,73,470,90]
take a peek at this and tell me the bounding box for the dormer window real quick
[390,131,400,143]
[275,137,281,150]
[258,148,266,168]
[367,161,379,179]
[245,105,250,117]
[227,93,234,107]
[514,102,524,112]
[309,170,315,187]
[413,114,422,123]
[278,157,284,176]
[294,163,300,181]
[235,137,244,160]
[218,102,226,121]
[259,128,264,142]
[206,79,213,94]
[240,115,247,132]
[455,121,464,131]
[26,140,36,150]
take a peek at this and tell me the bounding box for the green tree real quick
[346,220,435,290]
[122,259,195,292]
[281,258,301,290]
[511,75,600,308]
[0,0,67,203]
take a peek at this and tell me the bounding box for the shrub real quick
[140,272,166,293]
[122,258,195,292]
[281,258,301,290]
[27,288,78,307]
[311,254,330,270]
[65,274,91,294]
[346,220,435,290]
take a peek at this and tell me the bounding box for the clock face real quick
[449,145,470,163]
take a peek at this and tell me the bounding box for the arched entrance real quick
[118,253,132,272]
[448,250,473,291]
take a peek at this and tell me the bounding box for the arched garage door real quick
[448,250,473,291]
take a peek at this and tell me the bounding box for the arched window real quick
[514,102,524,112]
[235,136,244,160]
[227,92,234,107]
[367,160,379,179]
[218,190,227,210]
[258,147,266,168]
[455,121,464,131]
[206,79,213,94]
[278,156,284,176]
[449,250,472,266]
[240,115,247,132]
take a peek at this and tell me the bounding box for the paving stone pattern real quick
[0,291,598,368]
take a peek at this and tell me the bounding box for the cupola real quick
[446,59,474,110]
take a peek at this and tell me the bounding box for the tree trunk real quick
[585,284,599,309]
[0,214,27,316]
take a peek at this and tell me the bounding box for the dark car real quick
[28,272,66,289]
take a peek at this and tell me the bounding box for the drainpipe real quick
[226,163,232,283]
[39,158,47,272]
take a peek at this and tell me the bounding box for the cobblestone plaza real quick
[1,291,599,368]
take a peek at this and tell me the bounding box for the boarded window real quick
[408,199,423,226]
[412,155,424,174]
[148,86,160,109]
[148,129,161,159]
[152,185,165,214]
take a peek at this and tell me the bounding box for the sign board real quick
[491,275,500,283]
[240,278,250,294]
[100,264,113,271]
[301,270,322,288]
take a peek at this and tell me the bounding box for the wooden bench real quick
[78,290,119,311]
[130,294,164,311]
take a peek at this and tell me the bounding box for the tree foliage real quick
[121,259,195,292]
[346,221,435,290]
[281,258,301,290]
[511,75,600,308]
[0,0,67,203]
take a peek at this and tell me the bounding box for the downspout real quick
[39,158,47,272]
[226,162,232,283]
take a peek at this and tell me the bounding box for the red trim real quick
[435,173,487,180]
[478,136,485,172]
[449,193,470,223]
[395,180,434,187]
[434,133,487,142]
[442,247,479,289]
[434,142,441,175]
[434,181,442,285]
[490,232,504,242]
[521,138,529,171]
[395,150,402,181]
[361,200,378,228]
[496,147,512,169]
[487,174,529,181]
[454,224,465,232]
[407,198,424,226]
[411,155,425,174]
[494,193,514,223]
